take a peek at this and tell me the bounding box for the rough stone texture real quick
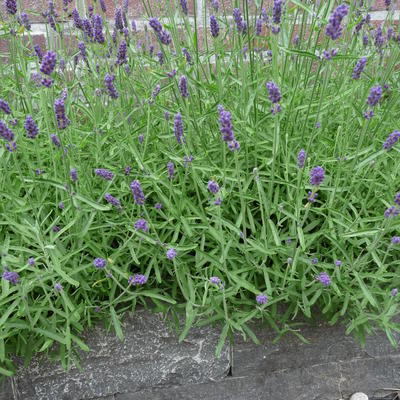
[11,310,230,400]
[115,355,400,400]
[1,379,14,400]
[232,320,400,377]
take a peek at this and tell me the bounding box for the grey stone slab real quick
[13,310,229,400]
[115,355,400,400]
[232,319,400,377]
[1,379,14,400]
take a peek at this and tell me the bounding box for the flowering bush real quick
[0,0,400,375]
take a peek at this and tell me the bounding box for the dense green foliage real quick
[0,0,400,375]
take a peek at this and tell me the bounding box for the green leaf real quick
[215,323,229,358]
[110,306,124,341]
[354,272,377,308]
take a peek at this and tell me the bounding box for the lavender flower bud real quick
[0,99,11,115]
[135,218,149,232]
[94,168,114,180]
[325,3,348,41]
[105,74,119,99]
[317,272,331,286]
[128,274,147,285]
[5,0,17,15]
[54,98,70,130]
[70,168,78,182]
[2,266,19,285]
[310,166,325,186]
[94,15,105,44]
[208,180,219,194]
[352,56,367,80]
[180,0,188,15]
[174,112,185,145]
[24,115,39,139]
[382,130,400,151]
[256,294,268,304]
[366,85,382,107]
[0,120,15,141]
[130,179,145,205]
[166,248,177,259]
[210,15,219,38]
[105,193,121,208]
[179,75,189,98]
[93,258,106,269]
[167,161,174,180]
[40,51,57,75]
[297,148,306,168]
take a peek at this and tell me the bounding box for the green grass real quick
[0,0,399,376]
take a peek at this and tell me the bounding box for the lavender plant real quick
[0,0,399,375]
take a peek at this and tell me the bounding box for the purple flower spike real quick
[0,120,14,142]
[256,294,268,304]
[93,258,106,269]
[28,257,35,266]
[391,236,400,244]
[70,168,78,182]
[54,282,63,292]
[311,258,318,265]
[352,57,367,80]
[317,272,331,286]
[266,81,281,104]
[155,202,162,210]
[310,166,325,186]
[383,130,400,151]
[116,40,127,65]
[5,0,17,15]
[392,288,398,297]
[24,115,39,139]
[2,266,19,284]
[179,75,189,98]
[366,85,382,107]
[384,206,399,219]
[94,15,105,44]
[50,133,61,147]
[210,15,219,38]
[166,248,177,260]
[94,168,114,180]
[395,193,400,206]
[297,149,306,168]
[208,180,219,194]
[130,180,145,205]
[325,3,348,41]
[335,259,342,267]
[135,218,149,233]
[180,0,188,15]
[40,51,57,76]
[210,276,221,285]
[128,274,147,285]
[105,193,121,208]
[167,161,174,180]
[0,99,11,115]
[105,74,119,99]
[174,112,185,145]
[54,98,70,130]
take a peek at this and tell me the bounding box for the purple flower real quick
[105,74,119,99]
[352,56,367,80]
[391,236,400,244]
[135,218,149,232]
[166,248,177,259]
[233,8,246,34]
[28,257,35,266]
[325,3,348,41]
[157,51,164,65]
[58,201,64,209]
[24,115,39,139]
[374,26,385,50]
[392,288,398,297]
[214,197,222,206]
[208,180,219,194]
[184,154,193,168]
[310,166,325,186]
[0,99,11,115]
[2,266,19,285]
[383,130,400,151]
[115,8,124,31]
[174,112,185,145]
[272,0,283,33]
[116,40,127,65]
[179,75,189,98]
[94,15,105,44]
[34,44,43,63]
[0,120,14,142]
[78,41,87,60]
[130,179,145,205]
[311,258,318,265]
[18,12,31,30]
[307,191,318,203]
[54,98,70,130]
[99,0,106,12]
[94,168,114,180]
[210,276,221,285]
[5,0,17,15]
[105,193,121,208]
[72,8,83,29]
[287,257,293,265]
[317,272,331,286]
[94,258,106,269]
[138,134,144,144]
[83,18,93,40]
[54,282,63,292]
[182,48,193,64]
[297,149,306,168]
[70,168,78,182]
[167,161,174,180]
[218,104,235,142]
[40,51,57,76]
[149,18,171,45]
[266,81,281,104]
[335,259,342,267]
[384,206,399,219]
[211,0,218,11]
[53,225,61,233]
[366,85,382,107]
[385,0,392,10]
[180,0,188,15]
[395,193,400,206]
[124,165,131,175]
[128,274,147,285]
[256,18,262,36]
[210,15,219,38]
[155,202,162,210]
[256,294,268,304]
